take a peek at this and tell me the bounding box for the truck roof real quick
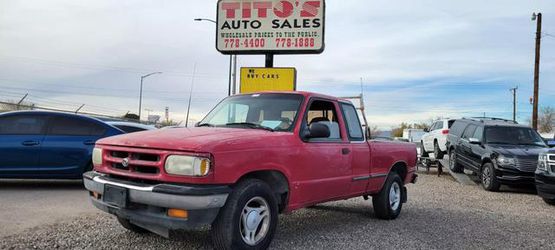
[235,91,350,103]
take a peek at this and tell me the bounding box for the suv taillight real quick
[442,129,449,135]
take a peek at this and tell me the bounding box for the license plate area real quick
[103,184,128,208]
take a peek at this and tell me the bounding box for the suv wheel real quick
[372,173,403,220]
[434,141,444,159]
[211,179,278,250]
[544,198,555,205]
[448,151,463,173]
[481,163,500,192]
[117,217,148,233]
[420,142,428,157]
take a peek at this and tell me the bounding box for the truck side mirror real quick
[547,140,555,148]
[366,126,372,140]
[424,128,429,133]
[306,123,330,139]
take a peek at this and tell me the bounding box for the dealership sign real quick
[240,67,297,93]
[216,0,325,54]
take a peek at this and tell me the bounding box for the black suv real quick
[537,149,555,205]
[446,118,548,191]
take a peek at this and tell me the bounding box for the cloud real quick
[0,0,554,128]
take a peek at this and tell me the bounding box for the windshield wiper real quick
[225,122,275,132]
[197,123,214,127]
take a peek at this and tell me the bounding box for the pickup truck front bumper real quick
[83,171,230,237]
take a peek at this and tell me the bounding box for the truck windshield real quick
[199,93,304,132]
[485,126,547,147]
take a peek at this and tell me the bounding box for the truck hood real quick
[487,144,548,158]
[96,127,286,152]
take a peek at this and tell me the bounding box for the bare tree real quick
[370,125,381,137]
[539,106,555,133]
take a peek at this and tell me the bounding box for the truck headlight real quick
[165,155,210,176]
[92,148,103,166]
[496,155,515,167]
[538,154,548,171]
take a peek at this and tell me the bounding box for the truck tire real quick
[544,198,555,205]
[211,179,278,250]
[372,173,403,220]
[448,151,463,173]
[117,217,148,233]
[481,163,500,192]
[434,141,444,159]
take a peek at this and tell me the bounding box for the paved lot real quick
[1,170,554,249]
[0,180,98,238]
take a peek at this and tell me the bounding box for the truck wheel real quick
[117,217,148,233]
[544,198,555,205]
[420,143,428,157]
[448,151,463,173]
[372,173,403,220]
[434,141,444,159]
[481,163,500,192]
[211,179,278,250]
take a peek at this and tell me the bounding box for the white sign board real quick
[216,0,325,54]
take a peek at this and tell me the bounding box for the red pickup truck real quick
[84,91,417,249]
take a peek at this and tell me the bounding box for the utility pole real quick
[532,12,542,130]
[510,86,518,122]
[232,55,238,95]
[138,72,162,121]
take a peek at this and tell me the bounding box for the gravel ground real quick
[2,170,554,250]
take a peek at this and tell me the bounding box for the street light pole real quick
[194,18,237,96]
[138,72,162,121]
[532,12,542,130]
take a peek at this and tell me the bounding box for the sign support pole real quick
[265,54,274,68]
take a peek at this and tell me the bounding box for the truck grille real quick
[515,158,538,173]
[549,155,555,162]
[105,149,162,175]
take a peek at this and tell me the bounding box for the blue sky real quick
[0,0,554,128]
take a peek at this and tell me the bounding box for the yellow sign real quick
[240,67,297,94]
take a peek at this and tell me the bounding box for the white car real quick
[106,121,157,133]
[421,119,455,159]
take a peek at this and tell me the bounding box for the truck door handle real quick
[83,140,96,146]
[22,140,40,146]
[342,148,351,155]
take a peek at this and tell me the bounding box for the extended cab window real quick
[0,115,47,135]
[200,94,303,132]
[305,100,341,140]
[340,103,364,141]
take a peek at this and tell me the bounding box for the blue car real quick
[0,111,124,179]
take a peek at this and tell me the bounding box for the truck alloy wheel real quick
[211,179,278,250]
[240,197,271,246]
[373,173,403,220]
[389,182,401,211]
